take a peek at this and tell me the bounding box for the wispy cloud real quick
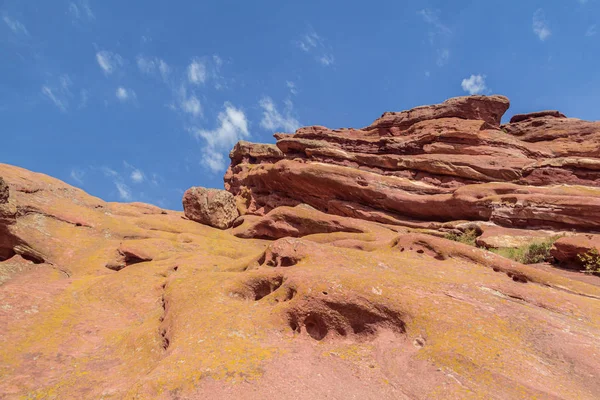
[123,161,145,184]
[101,166,119,177]
[69,0,94,21]
[176,86,202,117]
[461,74,487,95]
[116,87,136,102]
[70,168,85,185]
[79,89,89,109]
[137,55,170,81]
[187,59,207,85]
[131,169,144,183]
[419,9,452,67]
[297,28,335,67]
[298,31,322,52]
[193,103,249,172]
[586,25,597,37]
[259,97,300,133]
[3,15,28,35]
[115,182,132,201]
[418,9,452,38]
[436,49,450,67]
[41,75,73,112]
[42,87,67,112]
[286,81,297,95]
[319,54,335,66]
[96,51,124,75]
[533,9,551,41]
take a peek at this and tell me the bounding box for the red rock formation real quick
[226,95,600,235]
[2,157,600,399]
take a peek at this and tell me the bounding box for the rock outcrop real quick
[183,187,239,229]
[552,234,600,268]
[225,95,600,238]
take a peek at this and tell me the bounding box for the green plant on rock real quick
[444,229,478,247]
[578,248,600,275]
[490,237,560,265]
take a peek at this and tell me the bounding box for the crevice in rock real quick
[16,208,92,228]
[158,265,178,352]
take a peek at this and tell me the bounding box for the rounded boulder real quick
[182,187,240,229]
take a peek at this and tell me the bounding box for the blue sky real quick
[1,0,599,210]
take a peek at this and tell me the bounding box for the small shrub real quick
[578,248,600,275]
[444,229,478,247]
[521,241,554,264]
[491,237,559,265]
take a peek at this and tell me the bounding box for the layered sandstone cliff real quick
[225,96,600,264]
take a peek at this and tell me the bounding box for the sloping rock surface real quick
[1,162,600,399]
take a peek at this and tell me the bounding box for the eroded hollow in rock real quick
[231,275,286,301]
[105,248,154,271]
[20,252,45,264]
[287,297,407,341]
[0,247,16,262]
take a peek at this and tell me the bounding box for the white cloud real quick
[42,87,67,112]
[202,151,226,173]
[69,1,94,21]
[70,168,85,185]
[178,87,202,117]
[187,59,207,84]
[41,75,73,112]
[115,182,132,201]
[533,9,551,41]
[298,31,322,52]
[195,103,249,149]
[96,51,123,75]
[116,87,136,102]
[130,169,144,183]
[101,167,119,177]
[3,15,28,35]
[259,97,300,133]
[137,56,170,81]
[436,49,450,67]
[297,29,335,66]
[425,71,431,78]
[193,103,249,172]
[586,25,597,37]
[461,74,487,95]
[319,54,335,66]
[286,81,297,95]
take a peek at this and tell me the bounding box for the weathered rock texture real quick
[225,95,600,242]
[183,187,239,229]
[1,161,600,399]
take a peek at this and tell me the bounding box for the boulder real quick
[182,187,239,229]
